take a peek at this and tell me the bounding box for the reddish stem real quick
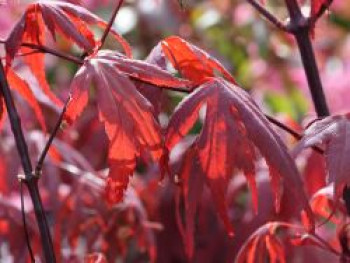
[0,62,56,262]
[99,0,124,48]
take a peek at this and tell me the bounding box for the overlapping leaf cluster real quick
[6,0,349,261]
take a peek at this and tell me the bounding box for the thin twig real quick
[0,51,41,61]
[20,181,35,263]
[99,0,124,48]
[265,114,323,154]
[0,61,56,262]
[246,0,289,32]
[21,42,83,65]
[265,114,302,139]
[35,97,70,176]
[0,38,83,65]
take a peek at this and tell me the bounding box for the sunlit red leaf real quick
[65,50,190,203]
[6,5,63,107]
[293,114,350,202]
[161,36,237,85]
[84,253,107,263]
[5,1,132,108]
[0,157,7,194]
[6,1,131,60]
[165,77,314,258]
[236,222,289,263]
[6,68,46,132]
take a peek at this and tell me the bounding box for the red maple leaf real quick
[5,0,131,107]
[161,36,237,85]
[236,222,291,263]
[64,50,191,204]
[6,68,47,132]
[165,77,314,258]
[293,114,350,203]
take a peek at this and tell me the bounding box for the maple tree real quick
[0,0,350,262]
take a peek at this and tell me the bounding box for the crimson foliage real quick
[0,0,348,262]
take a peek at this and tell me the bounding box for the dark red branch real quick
[35,97,70,176]
[246,0,289,32]
[294,29,329,116]
[0,38,83,65]
[284,0,330,117]
[21,42,83,65]
[20,181,35,263]
[0,62,56,262]
[265,114,323,154]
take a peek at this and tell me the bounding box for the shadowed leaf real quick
[293,114,350,203]
[165,77,314,258]
[236,222,289,263]
[6,68,47,133]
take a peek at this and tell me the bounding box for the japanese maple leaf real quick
[6,0,131,59]
[5,0,131,107]
[236,222,289,263]
[161,36,237,85]
[293,114,350,203]
[6,68,47,132]
[64,50,191,203]
[165,78,314,258]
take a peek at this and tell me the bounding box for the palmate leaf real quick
[236,222,289,263]
[6,0,131,59]
[5,0,132,107]
[161,36,237,85]
[293,114,350,202]
[165,78,314,258]
[65,50,191,204]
